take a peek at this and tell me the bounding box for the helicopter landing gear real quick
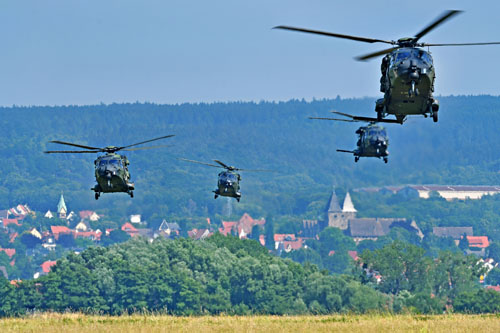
[355,156,359,163]
[432,112,438,122]
[214,194,218,199]
[430,99,439,122]
[384,157,388,163]
[409,81,419,97]
[129,191,134,198]
[236,197,240,202]
[95,192,100,200]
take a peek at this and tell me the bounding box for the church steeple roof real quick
[57,194,67,214]
[328,190,342,212]
[342,192,357,213]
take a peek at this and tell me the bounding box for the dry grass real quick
[1,313,500,332]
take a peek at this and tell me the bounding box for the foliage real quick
[2,96,500,236]
[0,237,391,316]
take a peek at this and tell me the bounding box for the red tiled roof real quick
[50,226,71,234]
[41,260,57,273]
[50,226,73,240]
[487,285,500,292]
[220,214,265,238]
[348,251,359,261]
[283,239,304,251]
[238,213,265,236]
[259,234,265,246]
[9,232,18,243]
[467,236,490,248]
[0,248,15,258]
[188,228,212,240]
[2,219,21,227]
[79,210,95,219]
[75,231,102,240]
[220,221,236,236]
[121,222,138,233]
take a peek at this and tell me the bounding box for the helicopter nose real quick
[409,60,420,80]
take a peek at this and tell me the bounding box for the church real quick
[304,189,422,243]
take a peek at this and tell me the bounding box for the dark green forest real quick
[2,236,499,316]
[2,95,500,225]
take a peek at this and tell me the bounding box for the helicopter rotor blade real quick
[273,25,394,44]
[355,47,396,61]
[178,158,222,168]
[117,135,175,151]
[422,42,500,47]
[48,140,102,151]
[413,10,462,42]
[122,145,173,152]
[236,168,274,173]
[330,110,357,119]
[44,150,100,154]
[309,117,358,122]
[213,159,231,169]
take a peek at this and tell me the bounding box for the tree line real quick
[2,236,500,316]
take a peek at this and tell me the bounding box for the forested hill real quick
[1,95,500,220]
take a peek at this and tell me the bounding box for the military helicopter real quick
[310,111,393,163]
[275,10,500,124]
[178,158,270,202]
[44,135,174,199]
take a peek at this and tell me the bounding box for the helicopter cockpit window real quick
[395,51,411,62]
[368,130,377,136]
[419,51,433,65]
[109,159,122,167]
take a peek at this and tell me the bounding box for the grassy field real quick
[1,313,500,332]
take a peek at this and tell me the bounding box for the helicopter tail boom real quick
[336,149,355,154]
[330,111,404,124]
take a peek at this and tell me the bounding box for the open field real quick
[1,314,500,333]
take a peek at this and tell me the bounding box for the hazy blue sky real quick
[0,0,499,106]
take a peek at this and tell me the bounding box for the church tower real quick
[342,192,357,221]
[327,190,348,229]
[57,194,67,219]
[327,190,357,230]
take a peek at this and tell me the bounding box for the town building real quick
[219,213,265,239]
[355,185,500,201]
[433,227,473,240]
[158,220,181,237]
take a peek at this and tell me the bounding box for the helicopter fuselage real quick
[214,170,241,201]
[352,124,389,162]
[92,153,134,197]
[378,47,439,122]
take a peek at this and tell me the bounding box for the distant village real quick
[1,185,499,287]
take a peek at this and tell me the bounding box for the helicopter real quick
[44,135,174,200]
[310,111,394,163]
[178,158,270,202]
[275,10,500,124]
